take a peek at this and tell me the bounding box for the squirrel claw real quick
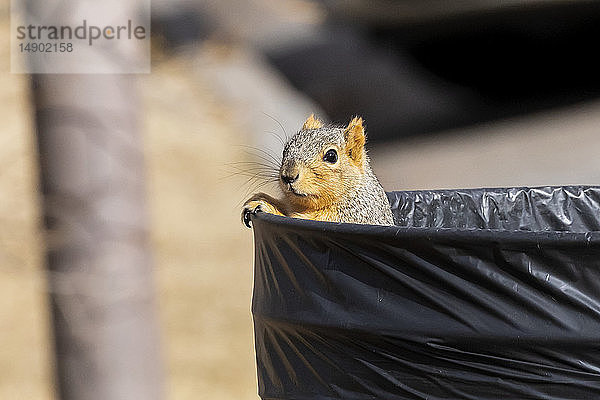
[242,204,262,228]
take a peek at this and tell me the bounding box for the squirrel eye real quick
[323,149,338,164]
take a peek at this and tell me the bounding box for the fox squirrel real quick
[242,115,394,227]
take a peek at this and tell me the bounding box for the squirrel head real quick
[279,115,369,211]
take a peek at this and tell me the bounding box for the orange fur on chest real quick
[288,207,339,222]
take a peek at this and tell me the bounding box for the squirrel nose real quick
[281,173,299,184]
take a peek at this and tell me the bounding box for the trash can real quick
[250,186,600,399]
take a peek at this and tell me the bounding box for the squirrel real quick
[242,114,394,227]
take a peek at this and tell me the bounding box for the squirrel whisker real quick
[223,166,278,180]
[238,145,282,166]
[262,112,289,142]
[267,130,287,148]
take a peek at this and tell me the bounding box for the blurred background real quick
[1,0,600,399]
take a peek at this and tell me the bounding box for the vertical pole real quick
[28,0,163,397]
[33,74,164,400]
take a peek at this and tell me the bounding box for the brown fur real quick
[344,117,366,168]
[242,115,394,226]
[302,113,324,130]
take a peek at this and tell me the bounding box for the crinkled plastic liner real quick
[250,186,600,400]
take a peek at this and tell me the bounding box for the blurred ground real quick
[0,9,52,400]
[1,6,258,400]
[143,58,257,400]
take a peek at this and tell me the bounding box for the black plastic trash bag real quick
[250,186,600,400]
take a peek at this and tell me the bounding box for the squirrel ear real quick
[344,116,366,167]
[302,114,324,130]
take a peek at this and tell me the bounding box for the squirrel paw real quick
[241,200,265,228]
